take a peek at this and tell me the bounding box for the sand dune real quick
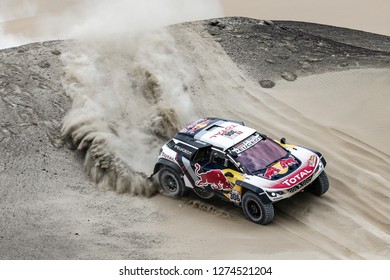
[222,0,390,36]
[169,22,390,259]
[0,18,389,259]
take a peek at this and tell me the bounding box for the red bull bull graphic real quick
[194,163,232,191]
[180,118,212,134]
[262,156,298,179]
[279,156,298,169]
[263,166,281,179]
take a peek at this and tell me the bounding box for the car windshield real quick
[234,138,287,174]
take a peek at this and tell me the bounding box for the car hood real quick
[269,154,319,189]
[255,154,301,181]
[253,148,321,189]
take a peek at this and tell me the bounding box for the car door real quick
[222,158,246,204]
[192,150,233,191]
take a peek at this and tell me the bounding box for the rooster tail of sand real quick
[60,30,196,196]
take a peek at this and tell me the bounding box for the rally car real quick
[151,117,329,225]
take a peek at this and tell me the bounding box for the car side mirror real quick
[280,137,286,145]
[224,172,234,177]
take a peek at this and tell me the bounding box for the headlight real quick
[267,190,285,197]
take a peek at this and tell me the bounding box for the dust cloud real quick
[59,1,223,195]
[0,0,223,48]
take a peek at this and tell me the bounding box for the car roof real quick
[176,118,256,151]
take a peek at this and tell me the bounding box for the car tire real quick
[158,167,187,198]
[307,171,329,196]
[242,191,274,225]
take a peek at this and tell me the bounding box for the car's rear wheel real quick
[158,167,187,198]
[242,191,274,225]
[307,171,329,196]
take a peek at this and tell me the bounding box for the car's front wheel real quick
[307,171,329,196]
[158,167,187,198]
[242,191,274,225]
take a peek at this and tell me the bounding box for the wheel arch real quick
[241,189,275,225]
[236,180,272,204]
[152,158,182,177]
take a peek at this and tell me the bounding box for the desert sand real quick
[0,1,389,260]
[222,0,390,36]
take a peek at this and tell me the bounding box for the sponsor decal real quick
[160,151,177,163]
[231,134,261,154]
[173,144,193,156]
[271,155,318,189]
[180,118,211,134]
[229,189,241,204]
[287,175,313,193]
[279,156,297,169]
[261,156,298,179]
[263,166,280,179]
[281,168,313,187]
[210,124,243,139]
[308,155,317,167]
[194,163,232,191]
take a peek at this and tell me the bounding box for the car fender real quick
[236,180,272,204]
[298,147,327,168]
[151,158,182,177]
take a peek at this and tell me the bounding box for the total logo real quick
[271,155,318,189]
[281,167,313,187]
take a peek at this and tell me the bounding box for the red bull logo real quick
[194,163,232,191]
[180,118,211,134]
[263,156,298,179]
[279,156,298,169]
[263,166,280,179]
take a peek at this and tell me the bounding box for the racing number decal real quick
[229,189,241,204]
[223,169,245,204]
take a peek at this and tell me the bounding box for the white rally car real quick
[151,118,329,225]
